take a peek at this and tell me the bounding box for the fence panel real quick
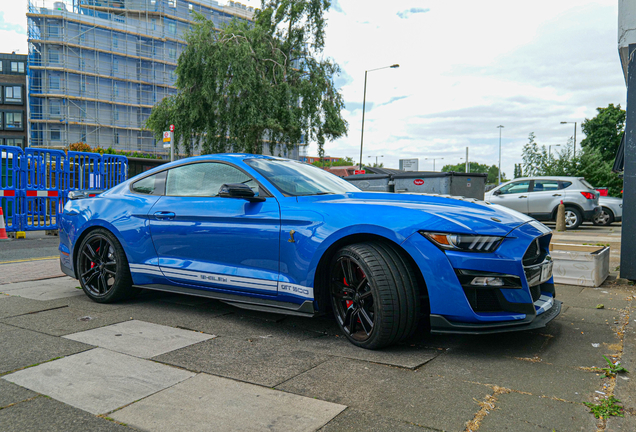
[0,145,24,232]
[102,154,129,190]
[23,148,66,231]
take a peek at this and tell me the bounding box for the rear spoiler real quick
[68,190,106,200]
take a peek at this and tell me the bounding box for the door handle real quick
[552,194,562,196]
[154,211,176,220]
[519,195,527,198]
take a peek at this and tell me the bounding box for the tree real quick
[521,132,548,177]
[441,162,504,184]
[312,156,356,167]
[146,0,347,157]
[513,164,523,178]
[580,104,625,162]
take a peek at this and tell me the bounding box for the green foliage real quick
[580,104,625,162]
[596,355,629,377]
[521,132,548,177]
[312,156,356,167]
[441,162,504,184]
[67,143,163,159]
[584,396,624,419]
[513,163,523,178]
[146,1,347,157]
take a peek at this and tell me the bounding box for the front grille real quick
[523,239,542,266]
[530,284,541,302]
[463,288,503,312]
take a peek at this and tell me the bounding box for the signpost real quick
[163,130,174,161]
[399,159,419,172]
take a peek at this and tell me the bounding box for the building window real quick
[10,62,25,73]
[0,62,3,72]
[5,112,23,130]
[189,4,193,11]
[113,36,119,48]
[168,22,176,34]
[114,109,119,121]
[151,18,157,31]
[5,137,23,147]
[168,0,177,8]
[81,131,87,142]
[113,58,119,73]
[50,76,60,90]
[5,86,23,104]
[115,132,120,144]
[50,100,61,115]
[51,130,61,141]
[169,48,177,59]
[114,82,119,96]
[49,51,60,64]
[80,79,86,92]
[49,24,60,37]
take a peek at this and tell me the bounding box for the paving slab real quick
[276,357,489,431]
[557,286,631,310]
[0,396,130,432]
[318,408,437,431]
[0,277,83,301]
[421,351,599,403]
[63,320,215,358]
[606,414,636,431]
[538,319,622,368]
[558,305,626,325]
[478,392,598,431]
[299,335,440,369]
[3,348,195,415]
[154,336,330,387]
[0,323,92,374]
[1,306,132,336]
[0,379,37,408]
[612,322,636,410]
[0,294,70,320]
[111,372,346,432]
[0,259,64,285]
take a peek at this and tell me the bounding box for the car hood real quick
[307,192,536,237]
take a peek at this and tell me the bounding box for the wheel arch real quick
[550,202,585,220]
[312,233,430,318]
[72,223,127,278]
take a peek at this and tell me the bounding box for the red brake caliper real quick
[344,277,353,309]
[90,246,100,269]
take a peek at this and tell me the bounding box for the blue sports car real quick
[59,154,560,349]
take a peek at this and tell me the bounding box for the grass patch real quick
[596,355,629,378]
[584,396,624,419]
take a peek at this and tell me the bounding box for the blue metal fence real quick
[0,145,128,233]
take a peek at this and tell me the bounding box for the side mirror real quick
[218,183,265,202]
[493,190,502,196]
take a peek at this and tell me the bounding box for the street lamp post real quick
[548,144,561,159]
[497,125,504,185]
[368,155,384,167]
[560,121,577,158]
[359,64,400,170]
[425,157,443,171]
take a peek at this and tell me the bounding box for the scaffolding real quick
[27,0,255,155]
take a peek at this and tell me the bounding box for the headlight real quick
[420,231,503,253]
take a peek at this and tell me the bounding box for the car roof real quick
[179,153,288,163]
[504,176,583,182]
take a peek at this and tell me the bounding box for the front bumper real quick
[583,206,602,221]
[430,299,562,334]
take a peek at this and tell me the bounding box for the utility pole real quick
[465,147,469,173]
[497,125,504,184]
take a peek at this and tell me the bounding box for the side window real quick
[499,181,530,195]
[532,180,559,192]
[132,172,164,195]
[559,181,573,189]
[165,163,256,197]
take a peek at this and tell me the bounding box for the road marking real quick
[0,256,58,264]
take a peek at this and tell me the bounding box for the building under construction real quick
[27,0,255,155]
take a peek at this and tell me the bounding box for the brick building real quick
[0,53,27,149]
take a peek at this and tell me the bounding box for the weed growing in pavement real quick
[584,396,624,419]
[597,355,629,377]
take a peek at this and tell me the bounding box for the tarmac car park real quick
[59,154,560,349]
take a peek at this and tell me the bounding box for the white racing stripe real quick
[129,263,317,298]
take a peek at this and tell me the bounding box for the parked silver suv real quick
[484,177,601,229]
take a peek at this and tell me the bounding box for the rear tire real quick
[77,228,138,303]
[564,207,582,230]
[329,242,420,349]
[593,207,614,226]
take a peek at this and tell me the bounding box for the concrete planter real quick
[549,243,610,287]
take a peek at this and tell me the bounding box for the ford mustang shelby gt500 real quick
[59,154,560,349]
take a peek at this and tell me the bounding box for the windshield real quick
[244,159,361,196]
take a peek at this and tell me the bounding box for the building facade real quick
[0,53,28,149]
[27,0,254,154]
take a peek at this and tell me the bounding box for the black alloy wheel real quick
[77,228,136,303]
[329,242,421,349]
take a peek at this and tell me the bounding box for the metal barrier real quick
[0,145,128,233]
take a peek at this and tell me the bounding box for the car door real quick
[489,180,530,214]
[527,179,562,218]
[148,161,281,295]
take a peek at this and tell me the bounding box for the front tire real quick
[329,242,420,349]
[77,228,137,303]
[564,207,583,230]
[593,207,614,226]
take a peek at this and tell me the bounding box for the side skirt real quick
[134,284,318,317]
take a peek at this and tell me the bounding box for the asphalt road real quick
[0,231,60,264]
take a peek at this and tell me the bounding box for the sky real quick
[0,0,627,177]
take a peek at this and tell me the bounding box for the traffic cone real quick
[0,206,11,242]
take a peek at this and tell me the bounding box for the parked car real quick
[484,177,601,230]
[59,154,560,349]
[593,196,623,226]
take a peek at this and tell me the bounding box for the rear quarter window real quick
[559,181,572,189]
[132,172,164,195]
